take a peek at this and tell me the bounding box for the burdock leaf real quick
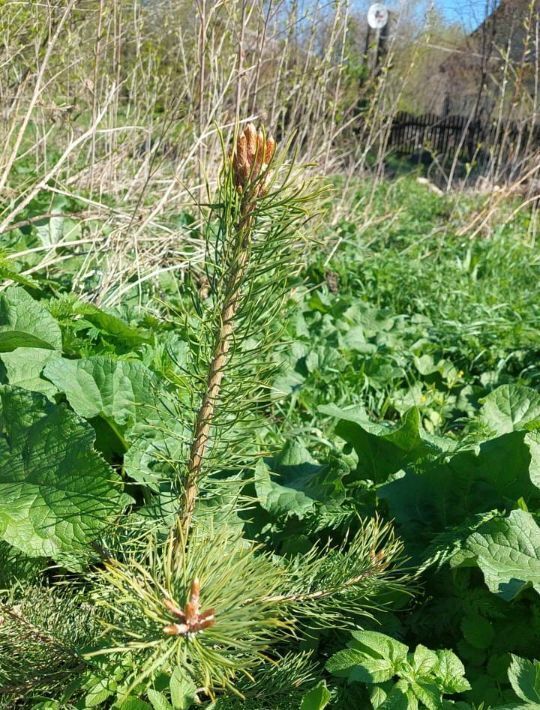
[0,347,60,397]
[480,385,540,435]
[43,355,157,425]
[0,385,126,560]
[254,459,316,520]
[465,510,540,600]
[0,286,62,352]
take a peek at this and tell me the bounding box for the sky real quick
[436,0,495,30]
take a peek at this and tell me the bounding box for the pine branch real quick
[181,124,276,534]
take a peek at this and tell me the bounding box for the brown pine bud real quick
[245,123,258,163]
[163,622,189,635]
[232,123,277,194]
[190,578,200,606]
[163,597,186,619]
[264,136,276,165]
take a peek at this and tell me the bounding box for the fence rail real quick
[388,111,540,162]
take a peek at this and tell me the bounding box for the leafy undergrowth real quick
[1,177,540,708]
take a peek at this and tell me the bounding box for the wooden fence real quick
[388,111,540,162]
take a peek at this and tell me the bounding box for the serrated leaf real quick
[118,698,152,710]
[409,680,441,710]
[299,680,331,710]
[0,385,125,560]
[465,509,540,600]
[526,430,540,490]
[146,690,173,710]
[411,644,438,676]
[74,302,150,346]
[379,432,540,553]
[169,667,197,709]
[326,647,396,683]
[433,650,471,694]
[147,690,173,710]
[480,385,540,435]
[0,287,61,351]
[508,654,540,703]
[124,417,186,491]
[327,631,408,684]
[43,355,157,426]
[349,630,409,663]
[380,681,416,710]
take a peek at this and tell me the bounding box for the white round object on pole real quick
[367,3,389,29]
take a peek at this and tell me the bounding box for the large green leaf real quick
[0,385,126,560]
[465,510,540,600]
[43,355,157,426]
[123,417,187,491]
[0,347,60,397]
[321,405,441,483]
[379,431,540,548]
[254,459,316,520]
[0,287,62,351]
[480,385,540,435]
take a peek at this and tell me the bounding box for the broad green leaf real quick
[84,676,115,706]
[526,431,540,490]
[327,631,408,683]
[411,644,438,676]
[74,301,150,346]
[299,680,331,710]
[480,385,540,435]
[508,654,540,703]
[379,431,540,551]
[380,681,417,710]
[433,650,470,694]
[169,667,197,709]
[349,630,409,664]
[124,417,186,491]
[118,699,152,710]
[326,647,396,683]
[44,356,157,426]
[35,205,65,247]
[0,385,125,560]
[409,680,441,710]
[466,510,540,600]
[321,405,439,482]
[371,682,392,708]
[147,690,173,710]
[254,459,316,520]
[0,346,60,397]
[0,287,61,351]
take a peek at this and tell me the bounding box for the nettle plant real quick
[0,125,405,708]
